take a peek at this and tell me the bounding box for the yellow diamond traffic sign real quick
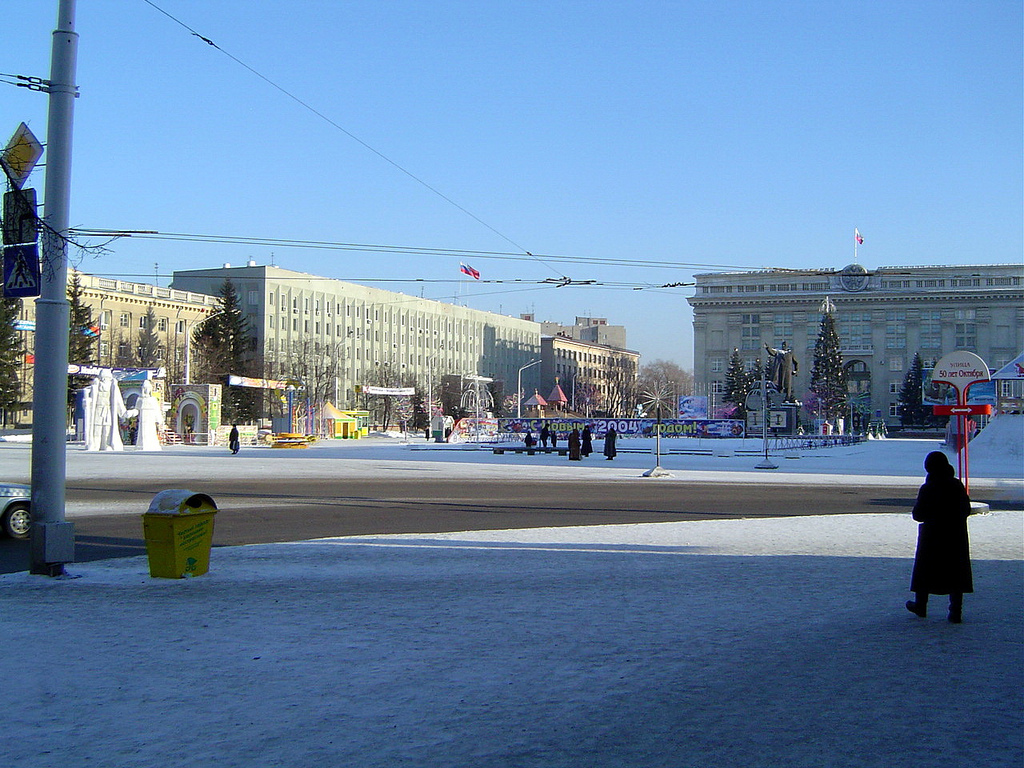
[1,123,44,190]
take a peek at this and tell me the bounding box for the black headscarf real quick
[924,451,954,480]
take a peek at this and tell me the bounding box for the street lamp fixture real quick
[517,359,541,418]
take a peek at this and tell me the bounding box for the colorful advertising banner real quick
[677,396,708,419]
[449,417,499,442]
[227,375,290,390]
[499,418,744,439]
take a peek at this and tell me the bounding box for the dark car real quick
[0,484,31,539]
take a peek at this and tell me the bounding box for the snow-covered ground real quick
[1,420,1021,767]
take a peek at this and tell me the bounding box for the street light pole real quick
[30,0,79,576]
[517,359,540,418]
[755,357,778,469]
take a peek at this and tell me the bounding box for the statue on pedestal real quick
[764,342,798,402]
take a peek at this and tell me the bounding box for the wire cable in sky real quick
[71,227,750,273]
[138,0,566,279]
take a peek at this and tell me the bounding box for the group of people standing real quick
[525,424,618,461]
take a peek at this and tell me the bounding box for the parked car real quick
[0,484,31,539]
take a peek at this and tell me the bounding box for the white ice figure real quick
[82,385,98,451]
[135,379,164,451]
[87,369,130,451]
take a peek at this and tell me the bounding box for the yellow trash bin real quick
[142,490,218,578]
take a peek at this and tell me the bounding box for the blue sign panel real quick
[3,243,41,297]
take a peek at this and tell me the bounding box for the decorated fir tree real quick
[809,298,848,421]
[723,348,754,417]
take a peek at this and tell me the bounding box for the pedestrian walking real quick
[550,430,557,449]
[524,432,536,448]
[906,451,974,623]
[581,425,593,457]
[540,424,550,449]
[603,427,617,460]
[568,428,582,461]
[229,424,240,455]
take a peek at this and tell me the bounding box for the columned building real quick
[171,264,541,410]
[688,263,1023,425]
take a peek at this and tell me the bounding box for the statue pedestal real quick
[747,403,801,436]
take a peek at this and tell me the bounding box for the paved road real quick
[1,477,914,573]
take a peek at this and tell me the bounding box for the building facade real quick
[688,263,1024,426]
[523,315,628,350]
[540,334,640,418]
[11,271,218,425]
[171,264,542,411]
[72,271,219,375]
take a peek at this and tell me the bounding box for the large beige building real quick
[539,334,640,417]
[688,263,1024,425]
[12,271,218,424]
[72,271,219,374]
[171,264,542,410]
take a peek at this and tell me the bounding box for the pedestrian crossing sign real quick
[3,243,41,297]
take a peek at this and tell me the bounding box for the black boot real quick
[906,592,928,617]
[948,593,963,623]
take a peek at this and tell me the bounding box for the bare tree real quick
[602,362,639,418]
[638,360,694,400]
[572,375,598,417]
[282,338,346,406]
[365,362,413,430]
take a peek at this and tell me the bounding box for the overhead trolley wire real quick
[70,227,745,273]
[138,0,565,279]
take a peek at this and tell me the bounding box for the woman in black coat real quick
[906,451,973,623]
[568,428,582,461]
[603,427,617,460]
[581,425,593,457]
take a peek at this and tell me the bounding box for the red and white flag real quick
[460,262,480,280]
[855,229,864,245]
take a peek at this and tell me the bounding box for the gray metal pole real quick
[30,0,79,575]
[516,359,540,419]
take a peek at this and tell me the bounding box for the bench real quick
[271,433,312,449]
[493,446,569,456]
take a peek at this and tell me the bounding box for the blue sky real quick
[4,1,1021,369]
